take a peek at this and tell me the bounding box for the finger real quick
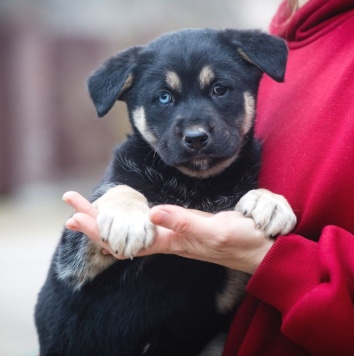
[63,191,98,218]
[131,225,178,257]
[150,205,211,236]
[66,214,116,257]
[66,212,101,242]
[183,209,212,217]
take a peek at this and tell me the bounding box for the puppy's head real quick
[88,29,287,178]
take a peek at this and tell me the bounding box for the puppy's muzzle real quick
[183,128,209,151]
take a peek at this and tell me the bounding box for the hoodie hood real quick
[270,0,354,48]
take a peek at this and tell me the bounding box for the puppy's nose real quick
[183,130,209,150]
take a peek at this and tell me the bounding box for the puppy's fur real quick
[35,28,295,356]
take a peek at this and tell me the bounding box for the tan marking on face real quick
[242,92,255,135]
[132,106,157,147]
[199,65,215,89]
[166,71,182,92]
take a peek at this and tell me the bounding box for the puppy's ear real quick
[224,30,288,82]
[88,46,142,117]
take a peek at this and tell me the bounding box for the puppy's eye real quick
[158,92,172,105]
[212,84,228,96]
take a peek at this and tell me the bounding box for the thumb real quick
[150,205,211,235]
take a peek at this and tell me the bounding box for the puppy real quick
[35,28,296,356]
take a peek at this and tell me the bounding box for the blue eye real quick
[158,92,172,105]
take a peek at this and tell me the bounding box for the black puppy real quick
[35,28,295,356]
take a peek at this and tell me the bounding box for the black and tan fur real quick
[35,28,295,356]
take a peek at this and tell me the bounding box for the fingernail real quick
[62,191,76,203]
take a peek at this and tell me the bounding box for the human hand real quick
[63,191,112,256]
[63,191,274,274]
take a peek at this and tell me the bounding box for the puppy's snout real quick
[183,129,209,151]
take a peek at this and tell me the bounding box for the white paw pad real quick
[235,189,297,237]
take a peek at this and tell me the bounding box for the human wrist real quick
[246,236,275,274]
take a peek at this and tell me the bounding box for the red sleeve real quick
[246,226,354,354]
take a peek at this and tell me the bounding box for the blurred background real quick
[0,0,282,354]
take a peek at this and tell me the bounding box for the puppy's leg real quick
[198,332,227,356]
[235,189,297,237]
[55,230,117,290]
[55,185,154,289]
[94,185,156,258]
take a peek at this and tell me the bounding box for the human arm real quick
[244,227,354,353]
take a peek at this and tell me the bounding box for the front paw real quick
[93,185,155,258]
[235,189,297,237]
[97,208,155,258]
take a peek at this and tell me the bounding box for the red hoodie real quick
[223,0,354,354]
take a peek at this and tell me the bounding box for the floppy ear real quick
[224,30,288,82]
[87,46,143,117]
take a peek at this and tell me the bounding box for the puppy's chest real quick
[118,166,240,213]
[150,177,238,212]
[113,155,246,212]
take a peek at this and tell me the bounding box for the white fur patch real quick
[132,106,157,147]
[166,71,182,92]
[235,189,297,237]
[55,232,117,290]
[199,65,215,89]
[242,92,255,135]
[93,185,156,258]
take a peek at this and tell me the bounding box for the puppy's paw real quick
[235,189,296,237]
[97,208,155,258]
[93,185,155,258]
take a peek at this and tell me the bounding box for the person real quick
[63,0,354,353]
